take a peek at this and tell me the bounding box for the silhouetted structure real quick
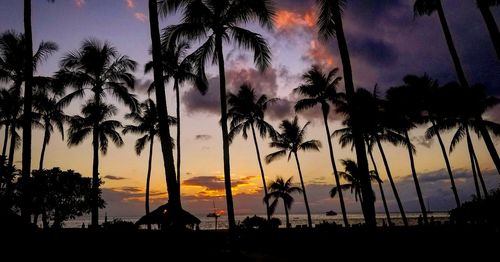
[135,202,200,230]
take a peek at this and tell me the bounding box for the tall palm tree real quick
[163,0,275,230]
[316,0,376,226]
[33,92,68,171]
[0,90,12,157]
[293,65,348,226]
[67,101,123,223]
[385,83,428,224]
[477,0,500,59]
[57,39,137,226]
[266,116,321,228]
[227,84,277,221]
[264,176,302,229]
[123,99,176,230]
[0,89,23,171]
[414,0,500,175]
[330,159,379,208]
[365,142,391,225]
[145,40,206,188]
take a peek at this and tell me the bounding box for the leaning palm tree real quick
[414,0,500,175]
[265,177,302,229]
[123,99,176,230]
[163,0,275,230]
[266,116,321,228]
[57,39,137,226]
[330,159,379,208]
[316,0,376,226]
[145,40,207,187]
[477,0,500,59]
[293,65,349,226]
[227,84,277,221]
[67,101,124,224]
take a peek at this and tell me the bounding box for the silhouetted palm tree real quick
[330,159,379,208]
[0,89,23,171]
[123,99,176,230]
[414,0,500,175]
[227,84,277,221]
[58,39,137,226]
[163,0,275,230]
[365,141,391,225]
[145,40,206,188]
[0,90,12,157]
[294,65,349,226]
[264,176,302,229]
[67,102,123,224]
[477,0,500,59]
[316,0,376,226]
[266,116,321,228]
[147,0,182,221]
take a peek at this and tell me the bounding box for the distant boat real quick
[326,210,337,216]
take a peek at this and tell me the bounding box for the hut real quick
[135,202,201,230]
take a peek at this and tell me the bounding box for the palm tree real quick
[145,40,206,188]
[57,39,137,226]
[266,116,321,228]
[330,159,379,207]
[264,176,302,229]
[0,90,12,157]
[477,0,500,59]
[365,141,391,225]
[163,0,275,230]
[293,65,349,226]
[33,92,68,171]
[227,84,277,221]
[385,83,428,224]
[414,0,500,175]
[316,0,376,226]
[67,101,123,224]
[0,89,23,171]
[123,99,176,230]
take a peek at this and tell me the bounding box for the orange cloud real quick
[275,9,316,31]
[306,39,335,67]
[75,0,85,8]
[183,175,261,198]
[134,12,147,23]
[125,0,135,9]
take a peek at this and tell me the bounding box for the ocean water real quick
[58,212,449,230]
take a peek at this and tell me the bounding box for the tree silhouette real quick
[266,116,321,228]
[294,65,349,226]
[316,0,376,226]
[163,0,275,230]
[264,176,302,229]
[57,38,137,227]
[0,90,23,173]
[227,84,277,221]
[476,0,500,59]
[123,99,176,230]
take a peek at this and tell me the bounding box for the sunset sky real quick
[1,0,499,218]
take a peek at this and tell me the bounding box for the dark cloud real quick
[195,134,212,141]
[266,98,294,121]
[103,175,127,181]
[349,36,399,67]
[412,135,433,149]
[134,78,153,94]
[182,176,255,191]
[113,186,142,193]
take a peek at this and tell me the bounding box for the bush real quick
[449,187,500,226]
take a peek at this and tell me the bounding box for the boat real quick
[326,210,337,216]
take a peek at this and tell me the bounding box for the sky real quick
[1,0,499,219]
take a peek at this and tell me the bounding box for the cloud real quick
[113,186,143,193]
[195,135,212,141]
[275,9,315,32]
[349,36,398,67]
[104,175,127,181]
[302,39,336,67]
[134,78,153,94]
[182,175,259,197]
[134,12,147,23]
[412,135,433,149]
[74,0,85,8]
[125,0,135,9]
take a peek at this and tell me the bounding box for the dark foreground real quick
[4,226,499,261]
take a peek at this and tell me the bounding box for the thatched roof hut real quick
[135,202,200,230]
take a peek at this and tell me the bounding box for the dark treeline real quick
[0,0,499,231]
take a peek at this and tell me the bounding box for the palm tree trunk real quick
[174,78,181,192]
[250,123,270,221]
[368,147,391,226]
[465,126,482,199]
[472,150,488,198]
[333,7,376,226]
[436,0,469,88]
[215,34,235,230]
[38,125,49,171]
[322,109,348,226]
[476,118,500,175]
[148,0,182,221]
[145,136,154,230]
[22,0,34,224]
[293,152,312,228]
[7,124,16,171]
[479,5,500,60]
[432,120,460,207]
[375,136,408,226]
[404,131,428,224]
[2,124,8,156]
[284,200,290,229]
[91,123,99,227]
